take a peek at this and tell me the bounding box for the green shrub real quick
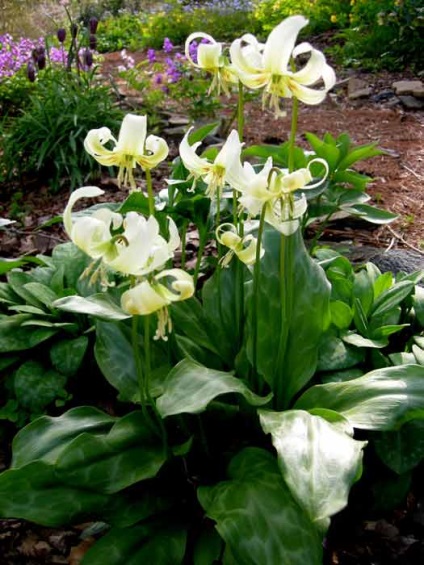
[97,12,145,52]
[0,68,124,192]
[338,0,424,70]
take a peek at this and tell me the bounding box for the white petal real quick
[121,280,169,316]
[115,114,147,155]
[84,128,117,166]
[63,186,105,237]
[185,32,217,68]
[139,134,169,169]
[179,128,210,177]
[263,15,308,75]
[155,268,195,302]
[197,42,222,70]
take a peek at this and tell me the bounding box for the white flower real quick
[84,114,169,189]
[179,129,243,199]
[230,16,336,116]
[216,223,264,267]
[63,186,123,261]
[121,268,195,340]
[185,32,238,95]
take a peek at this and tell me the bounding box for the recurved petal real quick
[179,128,210,177]
[263,15,308,75]
[216,129,243,170]
[289,81,329,105]
[197,42,222,70]
[155,268,195,302]
[84,127,117,165]
[293,47,335,89]
[63,186,105,237]
[139,134,169,169]
[185,32,216,68]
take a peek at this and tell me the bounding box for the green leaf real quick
[0,461,109,527]
[156,359,272,418]
[171,297,220,356]
[95,320,139,402]
[23,282,59,309]
[337,142,383,170]
[374,419,424,474]
[371,280,415,318]
[259,410,366,532]
[82,522,187,565]
[118,191,150,216]
[12,406,115,468]
[317,335,364,371]
[189,121,220,144]
[342,331,387,349]
[56,411,167,494]
[54,294,130,321]
[0,314,57,352]
[342,204,398,224]
[50,336,89,376]
[0,256,44,275]
[198,448,322,565]
[330,300,353,330]
[250,228,331,407]
[295,364,424,430]
[14,361,67,413]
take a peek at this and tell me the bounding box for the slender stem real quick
[144,315,169,451]
[132,315,146,407]
[251,207,267,387]
[193,227,207,287]
[237,81,244,141]
[288,97,299,173]
[180,220,188,270]
[145,168,155,216]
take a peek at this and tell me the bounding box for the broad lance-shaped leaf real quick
[12,408,167,494]
[12,406,115,467]
[156,359,272,417]
[295,364,424,430]
[198,448,322,565]
[248,228,330,408]
[0,461,109,527]
[259,410,366,532]
[54,294,130,321]
[81,522,187,565]
[374,419,424,475]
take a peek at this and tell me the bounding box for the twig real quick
[385,225,424,256]
[401,163,424,181]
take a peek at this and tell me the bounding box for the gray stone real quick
[392,80,423,96]
[412,85,424,99]
[348,77,372,100]
[371,250,424,275]
[399,95,424,110]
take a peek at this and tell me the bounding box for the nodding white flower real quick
[185,32,238,95]
[216,223,264,267]
[63,186,123,261]
[228,156,329,235]
[121,269,195,340]
[106,214,180,277]
[63,187,180,277]
[84,114,169,190]
[230,15,336,116]
[179,128,243,199]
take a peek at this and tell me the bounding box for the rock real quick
[392,80,423,96]
[348,77,372,100]
[168,115,190,126]
[399,95,424,110]
[412,85,424,99]
[371,250,424,274]
[371,89,395,103]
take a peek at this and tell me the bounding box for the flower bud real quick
[89,17,98,35]
[37,50,46,70]
[27,61,36,82]
[71,23,78,39]
[83,48,93,68]
[57,27,66,43]
[89,33,97,51]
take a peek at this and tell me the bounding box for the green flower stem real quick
[237,81,244,141]
[251,206,266,389]
[288,97,299,173]
[193,226,208,287]
[144,315,168,451]
[145,168,155,216]
[131,315,148,412]
[180,220,188,270]
[274,230,294,410]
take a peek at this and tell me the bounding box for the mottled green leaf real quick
[13,361,67,413]
[198,448,322,565]
[295,364,424,430]
[259,410,366,531]
[157,359,272,417]
[374,419,424,474]
[54,294,130,321]
[50,336,89,376]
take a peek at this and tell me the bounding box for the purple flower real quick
[147,48,156,64]
[154,73,163,85]
[163,37,173,53]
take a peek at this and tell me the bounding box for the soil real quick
[0,50,423,564]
